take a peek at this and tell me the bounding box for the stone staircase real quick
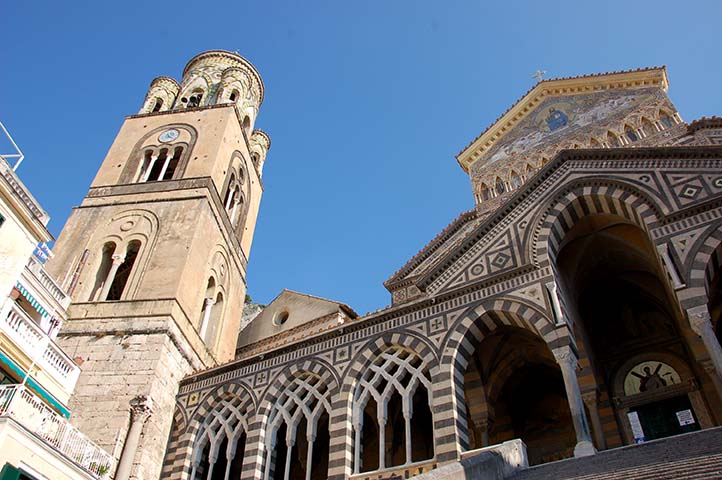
[509,427,722,480]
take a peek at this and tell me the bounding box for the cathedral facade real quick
[47,52,722,480]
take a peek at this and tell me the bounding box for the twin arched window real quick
[199,277,224,347]
[223,169,245,227]
[186,89,204,108]
[151,98,163,113]
[91,240,141,301]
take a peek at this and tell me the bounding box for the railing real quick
[26,255,71,308]
[2,303,80,390]
[0,384,114,478]
[349,459,437,479]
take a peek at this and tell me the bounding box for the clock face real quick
[624,361,681,396]
[158,129,180,143]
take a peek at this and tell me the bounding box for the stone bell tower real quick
[46,50,270,480]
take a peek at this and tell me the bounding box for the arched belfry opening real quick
[555,213,708,446]
[462,321,576,465]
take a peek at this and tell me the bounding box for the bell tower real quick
[46,50,270,480]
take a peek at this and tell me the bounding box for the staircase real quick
[509,427,722,480]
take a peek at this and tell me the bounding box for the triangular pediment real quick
[457,67,669,173]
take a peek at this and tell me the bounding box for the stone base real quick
[573,440,596,458]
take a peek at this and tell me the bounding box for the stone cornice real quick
[456,67,669,173]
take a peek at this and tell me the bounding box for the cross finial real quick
[532,70,547,82]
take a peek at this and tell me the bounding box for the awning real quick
[14,282,49,318]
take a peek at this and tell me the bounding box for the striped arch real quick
[532,180,663,270]
[679,222,722,310]
[176,382,256,480]
[439,297,558,454]
[255,359,338,480]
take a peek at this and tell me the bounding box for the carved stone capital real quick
[700,359,717,376]
[129,395,153,423]
[687,305,712,336]
[552,345,578,370]
[111,254,126,265]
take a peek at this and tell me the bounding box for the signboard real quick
[676,409,695,426]
[627,411,646,443]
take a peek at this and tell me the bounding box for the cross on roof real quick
[532,70,547,82]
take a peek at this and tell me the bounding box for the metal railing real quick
[0,384,114,478]
[1,302,80,389]
[26,255,71,308]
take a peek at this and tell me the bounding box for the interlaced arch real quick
[190,391,253,480]
[352,345,434,473]
[263,371,334,480]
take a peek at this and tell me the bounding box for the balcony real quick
[1,302,80,394]
[0,384,114,479]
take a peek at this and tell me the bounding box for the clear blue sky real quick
[2,1,721,315]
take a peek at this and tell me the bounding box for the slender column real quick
[582,390,606,450]
[378,412,386,470]
[402,397,412,465]
[657,244,685,289]
[283,437,294,480]
[552,346,596,457]
[157,155,172,181]
[305,432,315,480]
[263,438,275,480]
[688,305,722,381]
[115,395,153,480]
[199,297,215,339]
[98,254,125,300]
[700,359,722,405]
[225,188,236,210]
[353,420,362,474]
[230,197,240,225]
[141,155,158,182]
[545,281,566,326]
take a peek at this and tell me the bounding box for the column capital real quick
[111,254,126,265]
[581,390,598,407]
[552,345,578,369]
[687,305,712,335]
[129,394,153,423]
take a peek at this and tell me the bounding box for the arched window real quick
[199,277,216,340]
[242,116,251,135]
[525,164,535,176]
[642,117,656,136]
[90,242,116,301]
[479,183,490,201]
[190,394,250,480]
[186,89,204,108]
[607,131,621,147]
[659,112,674,128]
[510,171,522,189]
[106,240,141,301]
[264,373,332,480]
[541,157,549,166]
[229,90,239,102]
[151,98,163,113]
[495,177,505,195]
[353,346,434,473]
[589,138,601,148]
[625,125,639,143]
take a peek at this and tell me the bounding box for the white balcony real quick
[0,384,114,479]
[1,302,80,393]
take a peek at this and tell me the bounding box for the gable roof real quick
[456,67,669,173]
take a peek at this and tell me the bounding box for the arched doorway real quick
[463,321,576,465]
[555,213,711,446]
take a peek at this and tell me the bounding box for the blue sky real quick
[2,1,721,314]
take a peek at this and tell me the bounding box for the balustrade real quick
[0,384,114,478]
